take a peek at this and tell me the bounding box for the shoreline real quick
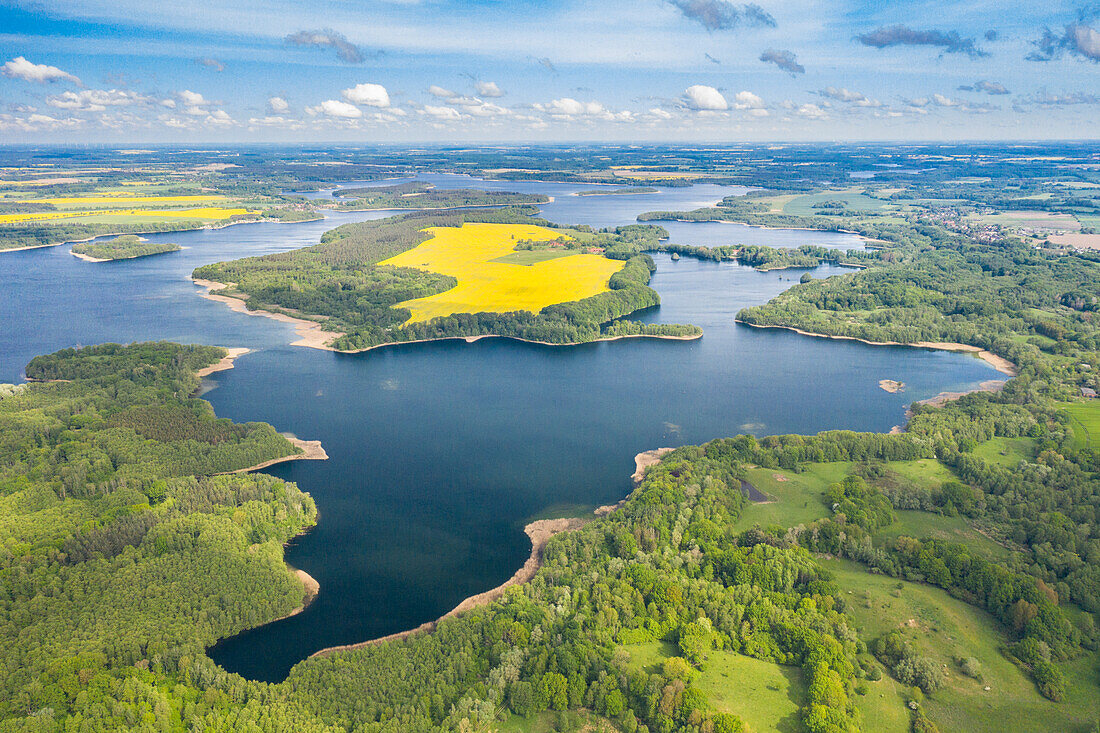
[192,279,344,351]
[737,321,1017,376]
[195,346,250,378]
[331,197,551,213]
[217,436,329,474]
[194,277,701,354]
[71,250,109,263]
[2,215,324,256]
[309,516,588,658]
[646,216,880,244]
[270,568,320,623]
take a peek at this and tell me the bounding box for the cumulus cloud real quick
[0,112,84,131]
[195,57,225,72]
[732,90,765,110]
[1028,8,1100,62]
[818,86,882,107]
[475,81,504,97]
[268,96,290,113]
[857,25,987,58]
[428,85,456,98]
[1,56,80,84]
[903,94,998,113]
[285,29,365,63]
[957,80,1010,95]
[682,84,728,110]
[538,98,606,116]
[796,103,827,119]
[422,105,463,120]
[759,48,804,74]
[46,89,146,112]
[342,83,390,107]
[667,0,776,31]
[306,99,363,118]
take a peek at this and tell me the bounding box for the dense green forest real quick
[6,345,1099,731]
[193,208,700,350]
[71,235,181,261]
[333,182,549,210]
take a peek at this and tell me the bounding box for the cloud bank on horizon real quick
[0,0,1097,142]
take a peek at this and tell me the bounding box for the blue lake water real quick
[0,179,998,682]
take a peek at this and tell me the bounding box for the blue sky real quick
[0,0,1097,142]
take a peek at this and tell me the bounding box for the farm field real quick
[379,222,623,323]
[821,558,1098,733]
[0,207,253,224]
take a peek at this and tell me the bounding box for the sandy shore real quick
[631,447,674,485]
[195,347,250,377]
[344,330,702,354]
[914,379,1008,409]
[269,568,320,623]
[737,321,1017,376]
[193,279,345,351]
[218,436,328,475]
[71,251,109,263]
[879,379,905,393]
[310,516,587,658]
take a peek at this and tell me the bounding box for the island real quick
[576,186,659,196]
[71,234,181,261]
[332,181,549,210]
[192,208,701,351]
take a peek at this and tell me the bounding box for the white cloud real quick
[683,85,727,111]
[797,103,827,119]
[422,105,463,120]
[648,107,674,119]
[732,91,765,110]
[205,109,236,127]
[307,99,363,118]
[342,83,390,107]
[179,90,208,107]
[47,89,145,112]
[179,90,211,115]
[475,81,504,97]
[1,56,80,85]
[537,98,606,116]
[428,85,456,98]
[268,96,290,113]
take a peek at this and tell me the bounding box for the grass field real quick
[497,711,619,732]
[821,559,1099,732]
[733,464,849,531]
[1061,401,1100,449]
[874,511,1009,562]
[971,436,1036,468]
[379,223,623,323]
[622,641,806,733]
[780,191,897,216]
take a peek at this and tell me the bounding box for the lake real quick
[0,179,998,682]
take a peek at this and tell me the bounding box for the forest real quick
[71,235,181,261]
[332,182,549,210]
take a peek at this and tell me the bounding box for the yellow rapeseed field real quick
[0,207,252,223]
[379,222,621,323]
[28,195,225,206]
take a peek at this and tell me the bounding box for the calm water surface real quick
[0,180,997,681]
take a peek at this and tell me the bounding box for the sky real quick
[0,0,1097,143]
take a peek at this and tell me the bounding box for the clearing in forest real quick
[379,222,622,323]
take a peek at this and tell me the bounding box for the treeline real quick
[655,241,881,271]
[71,235,181,260]
[1,220,208,252]
[333,181,549,210]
